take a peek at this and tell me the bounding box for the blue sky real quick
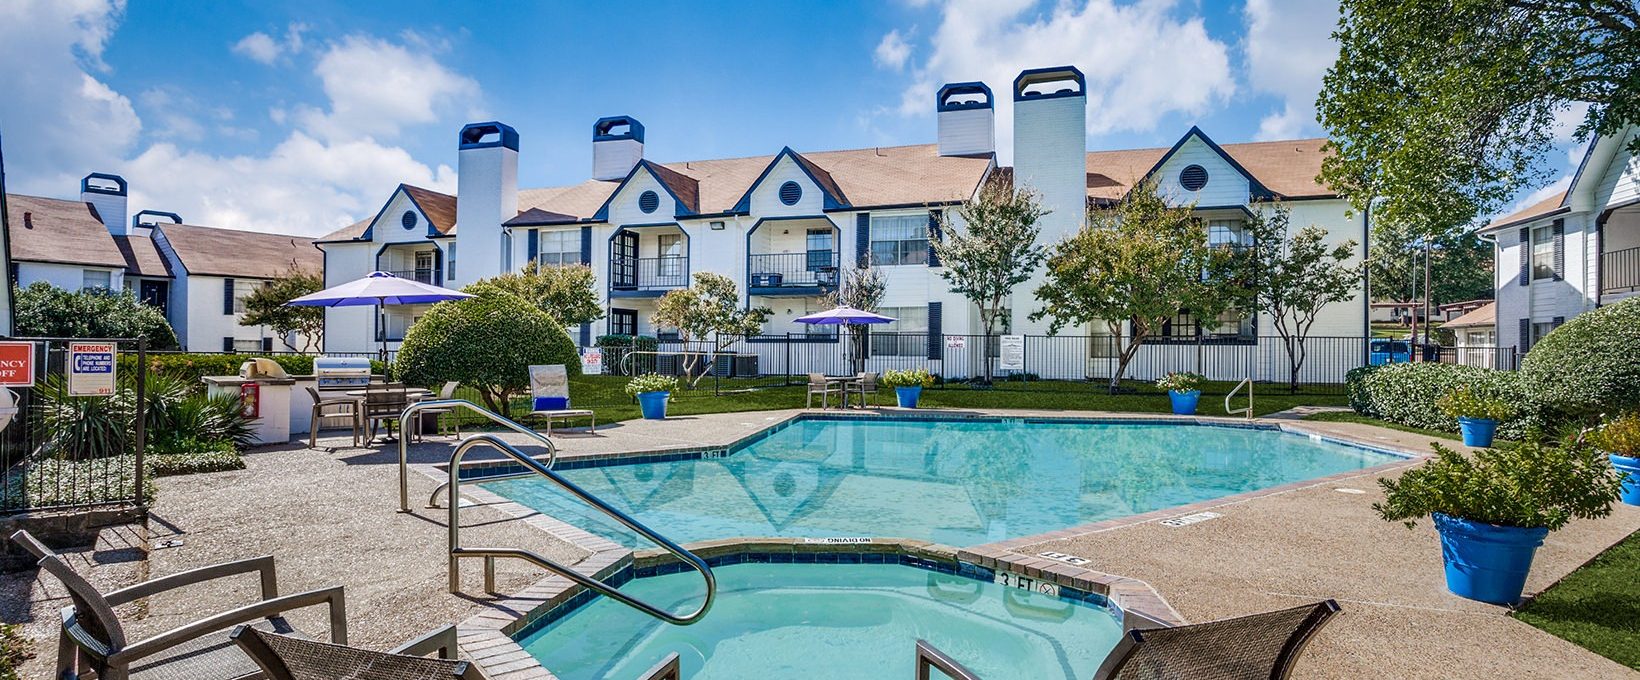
[0,0,1584,237]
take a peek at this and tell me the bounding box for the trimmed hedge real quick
[394,283,579,416]
[1346,363,1533,440]
[120,353,386,385]
[1521,296,1640,424]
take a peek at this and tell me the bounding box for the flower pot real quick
[895,386,922,408]
[1457,417,1498,447]
[637,391,669,420]
[1168,389,1201,415]
[1432,512,1549,605]
[1610,453,1640,507]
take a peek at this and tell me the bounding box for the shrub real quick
[1155,371,1205,393]
[881,368,934,389]
[1589,413,1640,457]
[148,439,245,477]
[394,283,578,417]
[34,375,131,460]
[1375,439,1623,530]
[1346,362,1533,439]
[0,622,31,680]
[14,282,179,349]
[1436,385,1516,421]
[1521,297,1640,424]
[624,373,678,398]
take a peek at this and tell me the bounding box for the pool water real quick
[484,417,1397,547]
[517,562,1125,680]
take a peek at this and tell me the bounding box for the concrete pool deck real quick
[5,406,1638,679]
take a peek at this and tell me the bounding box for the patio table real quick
[824,375,862,409]
[346,388,434,443]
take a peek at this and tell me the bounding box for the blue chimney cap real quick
[937,82,994,112]
[81,172,128,196]
[1013,66,1086,102]
[459,122,519,151]
[132,210,183,228]
[593,116,644,143]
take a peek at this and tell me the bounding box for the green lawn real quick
[455,375,1349,426]
[1515,530,1640,670]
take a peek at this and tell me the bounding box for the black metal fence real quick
[1,337,148,515]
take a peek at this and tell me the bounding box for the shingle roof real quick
[316,217,371,243]
[403,185,457,234]
[157,223,321,279]
[3,194,128,268]
[1485,190,1569,231]
[1080,137,1334,203]
[113,235,172,278]
[644,161,701,214]
[1441,302,1496,329]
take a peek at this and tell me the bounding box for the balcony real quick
[610,255,688,295]
[1603,246,1640,297]
[384,268,441,285]
[748,251,839,296]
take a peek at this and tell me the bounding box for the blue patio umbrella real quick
[794,306,896,374]
[286,271,473,360]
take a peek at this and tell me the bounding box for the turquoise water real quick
[484,418,1397,547]
[517,563,1125,680]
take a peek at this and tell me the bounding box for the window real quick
[536,230,579,267]
[1531,226,1555,280]
[869,215,928,266]
[81,270,111,290]
[1207,219,1251,249]
[413,251,435,283]
[231,338,263,352]
[1157,309,1253,343]
[871,306,928,356]
[231,279,263,314]
[806,229,835,271]
[609,309,638,336]
[1531,322,1555,345]
[657,233,683,277]
[446,243,457,279]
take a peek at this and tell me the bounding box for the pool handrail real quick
[1225,378,1253,420]
[445,432,716,625]
[396,399,557,512]
[914,640,982,680]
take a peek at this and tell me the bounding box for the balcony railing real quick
[1602,246,1640,295]
[748,251,839,289]
[384,268,440,285]
[611,256,688,291]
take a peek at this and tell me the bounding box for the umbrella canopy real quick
[793,305,896,325]
[286,271,472,307]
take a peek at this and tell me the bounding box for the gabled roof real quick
[3,194,128,268]
[591,160,701,222]
[1484,190,1570,232]
[504,207,581,227]
[1441,302,1496,329]
[113,235,172,278]
[316,217,372,243]
[729,147,849,213]
[1078,137,1334,204]
[1139,126,1274,199]
[157,223,321,279]
[317,184,456,243]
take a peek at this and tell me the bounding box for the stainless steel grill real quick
[314,356,372,389]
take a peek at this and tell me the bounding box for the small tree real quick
[239,267,325,353]
[394,283,579,417]
[1243,204,1364,391]
[652,272,769,387]
[482,261,605,329]
[821,265,887,372]
[933,179,1049,382]
[14,282,178,349]
[1030,181,1242,392]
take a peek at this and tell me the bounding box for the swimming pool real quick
[516,561,1126,680]
[482,416,1399,547]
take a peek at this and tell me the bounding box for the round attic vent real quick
[1179,164,1209,192]
[779,181,802,206]
[401,210,418,229]
[639,190,660,214]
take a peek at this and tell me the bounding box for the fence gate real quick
[0,337,148,516]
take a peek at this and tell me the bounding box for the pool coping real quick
[430,411,1430,680]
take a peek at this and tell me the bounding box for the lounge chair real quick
[306,385,362,449]
[915,599,1341,680]
[10,529,347,680]
[231,625,486,679]
[528,364,596,433]
[806,373,841,409]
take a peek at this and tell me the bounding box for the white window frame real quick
[869,215,928,267]
[81,269,112,291]
[1530,226,1555,281]
[536,230,580,267]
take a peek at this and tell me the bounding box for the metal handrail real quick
[446,433,716,624]
[396,399,557,512]
[1225,378,1253,420]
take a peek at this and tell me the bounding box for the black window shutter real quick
[526,229,539,266]
[579,323,591,348]
[1518,318,1531,352]
[855,213,871,267]
[223,278,236,314]
[261,337,273,352]
[222,337,233,352]
[1552,316,1565,328]
[1517,228,1529,286]
[927,210,943,267]
[1551,220,1564,281]
[580,226,593,264]
[926,301,943,360]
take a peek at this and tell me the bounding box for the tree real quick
[1369,221,1494,307]
[393,283,578,417]
[482,261,605,329]
[1030,182,1243,391]
[821,265,887,373]
[1318,0,1639,231]
[239,267,325,353]
[1243,204,1364,391]
[652,272,769,387]
[14,282,178,349]
[932,178,1049,382]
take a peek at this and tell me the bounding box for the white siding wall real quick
[15,262,125,292]
[320,242,377,353]
[452,145,518,289]
[607,170,680,226]
[1271,199,1367,337]
[1152,136,1252,207]
[938,108,995,157]
[185,276,275,352]
[747,156,826,217]
[1012,94,1086,335]
[1592,127,1640,210]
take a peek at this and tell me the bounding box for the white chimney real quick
[454,121,519,286]
[130,210,182,237]
[80,173,128,235]
[937,82,995,157]
[592,116,644,181]
[1011,66,1087,334]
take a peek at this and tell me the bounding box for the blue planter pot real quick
[1458,417,1498,447]
[1168,390,1201,415]
[895,386,922,408]
[1611,454,1640,507]
[1432,513,1548,605]
[637,391,669,420]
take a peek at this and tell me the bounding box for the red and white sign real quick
[580,348,603,375]
[68,342,117,397]
[0,342,36,387]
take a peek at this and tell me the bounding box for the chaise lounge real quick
[528,364,596,433]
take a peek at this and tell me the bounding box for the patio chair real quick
[528,365,596,433]
[806,373,841,409]
[854,372,880,408]
[914,599,1340,680]
[415,381,464,438]
[9,529,347,680]
[363,382,413,442]
[230,625,486,680]
[306,385,362,449]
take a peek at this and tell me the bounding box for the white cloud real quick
[874,29,912,71]
[295,34,481,142]
[1243,0,1340,140]
[232,23,307,64]
[892,0,1235,161]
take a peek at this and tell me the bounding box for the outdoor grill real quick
[314,356,372,389]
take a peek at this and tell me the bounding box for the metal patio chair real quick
[306,385,363,449]
[854,372,881,408]
[363,382,412,443]
[231,625,486,680]
[805,373,841,409]
[915,599,1341,680]
[415,381,464,438]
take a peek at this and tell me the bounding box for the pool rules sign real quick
[68,342,117,396]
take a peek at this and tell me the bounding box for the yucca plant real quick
[33,375,131,460]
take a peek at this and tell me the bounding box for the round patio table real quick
[345,388,434,442]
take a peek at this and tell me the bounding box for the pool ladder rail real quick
[1225,378,1253,420]
[396,400,717,626]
